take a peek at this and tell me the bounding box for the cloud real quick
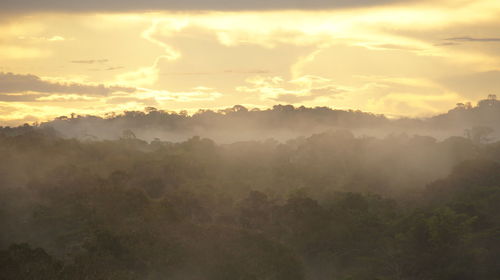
[48,35,65,41]
[0,92,102,102]
[0,72,135,96]
[105,66,125,71]
[106,96,158,106]
[434,42,459,46]
[0,93,43,102]
[136,88,223,102]
[70,59,109,64]
[36,94,100,102]
[360,43,422,51]
[445,36,500,42]
[1,0,423,13]
[271,86,345,103]
[160,69,271,76]
[223,69,271,74]
[0,114,39,126]
[310,86,345,96]
[238,75,346,103]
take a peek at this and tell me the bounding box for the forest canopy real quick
[13,95,498,143]
[1,98,499,279]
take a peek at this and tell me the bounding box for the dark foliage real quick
[1,103,499,279]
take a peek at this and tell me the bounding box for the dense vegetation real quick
[39,96,500,142]
[1,123,499,279]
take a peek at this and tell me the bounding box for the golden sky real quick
[1,0,500,125]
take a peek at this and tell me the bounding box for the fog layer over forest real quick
[0,97,499,279]
[37,96,500,143]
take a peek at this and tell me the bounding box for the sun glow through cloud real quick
[1,0,500,124]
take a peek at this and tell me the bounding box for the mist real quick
[36,96,500,144]
[1,97,499,279]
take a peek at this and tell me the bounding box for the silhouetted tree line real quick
[6,96,494,142]
[0,126,499,279]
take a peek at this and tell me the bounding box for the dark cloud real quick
[1,0,422,13]
[0,93,44,102]
[434,42,460,46]
[445,37,500,42]
[70,59,109,64]
[0,72,135,96]
[0,93,98,102]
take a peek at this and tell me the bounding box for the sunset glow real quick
[2,0,500,124]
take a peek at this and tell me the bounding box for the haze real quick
[1,1,500,280]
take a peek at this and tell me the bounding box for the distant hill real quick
[2,96,500,143]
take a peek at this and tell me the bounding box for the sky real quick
[1,0,500,125]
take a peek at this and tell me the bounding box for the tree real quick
[464,126,494,144]
[0,244,62,280]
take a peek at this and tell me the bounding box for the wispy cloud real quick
[238,75,347,103]
[48,35,65,41]
[70,59,109,64]
[0,72,135,96]
[445,36,500,42]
